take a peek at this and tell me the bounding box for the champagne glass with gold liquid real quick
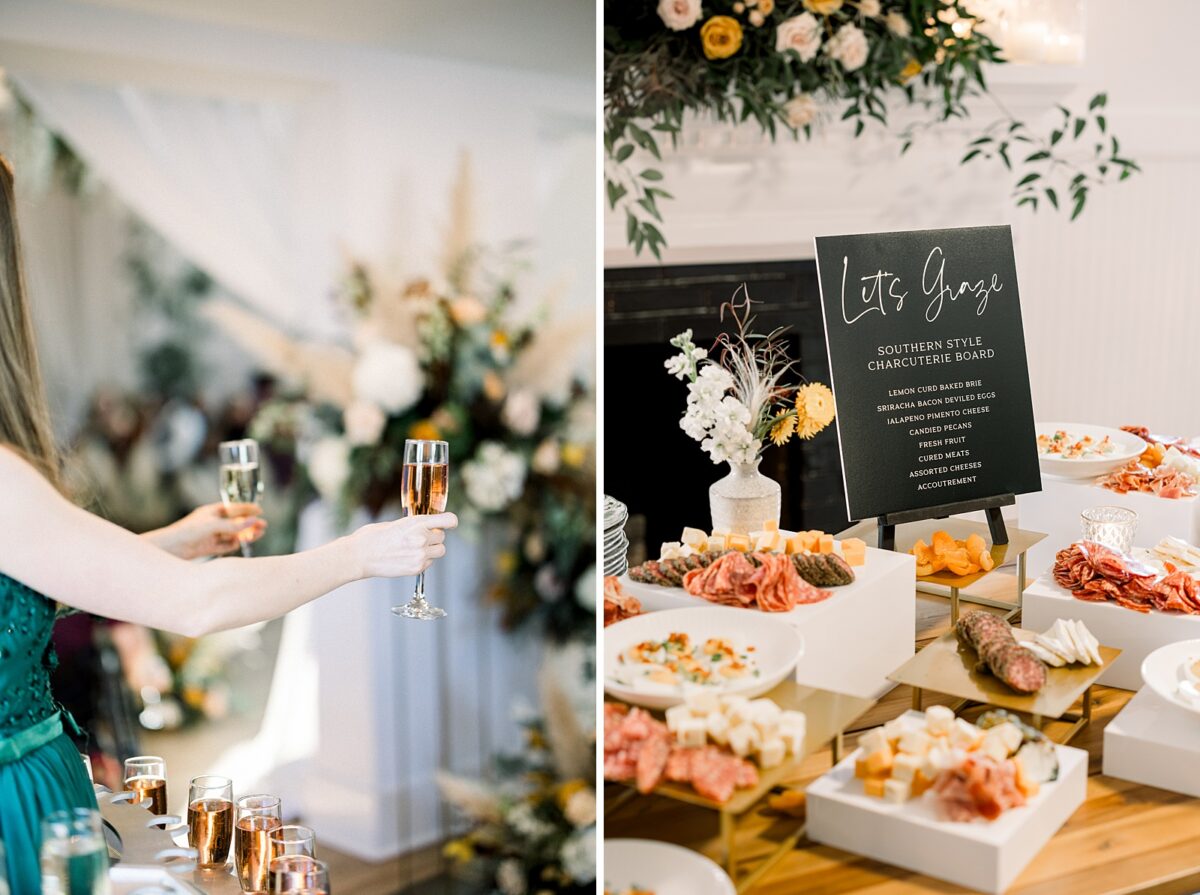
[124,756,167,815]
[235,794,282,892]
[219,438,264,558]
[188,775,234,869]
[392,439,449,620]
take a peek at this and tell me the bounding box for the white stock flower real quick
[826,22,869,71]
[352,342,423,414]
[664,353,690,379]
[886,10,912,36]
[343,400,386,446]
[508,802,554,841]
[784,93,819,129]
[565,788,597,827]
[575,566,597,610]
[496,859,526,895]
[502,389,541,436]
[560,828,596,883]
[859,0,881,17]
[461,441,527,512]
[308,436,351,500]
[775,12,822,62]
[657,0,702,31]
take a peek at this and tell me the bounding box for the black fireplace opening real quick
[604,259,851,564]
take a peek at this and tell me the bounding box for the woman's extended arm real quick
[0,447,455,637]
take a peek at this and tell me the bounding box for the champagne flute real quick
[271,857,329,894]
[219,438,263,558]
[124,756,167,815]
[188,775,234,868]
[392,439,449,620]
[235,794,282,893]
[39,808,109,895]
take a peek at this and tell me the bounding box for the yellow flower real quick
[700,16,743,60]
[409,419,441,441]
[795,383,836,439]
[490,329,510,350]
[443,839,474,863]
[803,0,843,14]
[495,551,518,575]
[758,0,775,12]
[899,58,923,82]
[769,415,795,446]
[561,442,587,468]
[556,778,588,808]
[482,370,506,402]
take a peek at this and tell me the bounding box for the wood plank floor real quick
[604,571,1200,895]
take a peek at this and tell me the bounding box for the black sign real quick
[814,225,1041,521]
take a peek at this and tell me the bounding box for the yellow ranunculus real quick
[769,414,795,446]
[561,443,587,468]
[700,16,743,60]
[409,420,441,441]
[443,839,474,863]
[899,58,923,82]
[803,0,843,13]
[795,382,836,439]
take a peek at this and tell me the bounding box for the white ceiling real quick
[74,0,596,80]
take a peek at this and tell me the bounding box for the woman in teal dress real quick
[0,156,457,890]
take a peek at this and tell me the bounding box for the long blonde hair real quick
[0,154,63,490]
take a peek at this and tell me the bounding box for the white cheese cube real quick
[779,710,806,729]
[891,752,922,782]
[748,699,782,736]
[883,715,920,743]
[979,730,1011,761]
[990,721,1024,756]
[706,711,730,745]
[898,729,933,757]
[859,727,890,756]
[948,718,982,750]
[728,723,758,758]
[721,695,752,726]
[883,777,912,804]
[681,527,708,549]
[755,530,781,552]
[659,541,682,560]
[708,534,728,552]
[924,704,954,735]
[665,704,690,733]
[684,690,720,716]
[759,737,786,769]
[779,722,805,755]
[676,716,707,748]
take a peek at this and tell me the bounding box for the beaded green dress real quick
[0,572,96,892]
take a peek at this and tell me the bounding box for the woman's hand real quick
[142,503,267,560]
[348,512,458,579]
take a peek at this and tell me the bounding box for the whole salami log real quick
[955,610,1048,694]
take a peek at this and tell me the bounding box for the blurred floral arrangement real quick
[605,0,1139,256]
[666,285,835,465]
[439,670,596,895]
[233,159,596,641]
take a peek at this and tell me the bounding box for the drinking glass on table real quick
[188,775,234,868]
[267,826,316,894]
[270,857,329,894]
[124,755,167,815]
[1081,505,1138,553]
[392,438,449,620]
[39,808,109,895]
[219,438,264,557]
[235,794,282,893]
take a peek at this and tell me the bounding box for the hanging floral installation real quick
[605,0,1140,256]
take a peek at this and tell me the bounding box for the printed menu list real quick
[814,226,1041,521]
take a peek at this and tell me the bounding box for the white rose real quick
[784,93,819,129]
[352,342,423,414]
[656,0,701,31]
[308,436,351,501]
[859,0,881,17]
[502,389,540,437]
[496,859,526,895]
[775,12,822,62]
[564,788,597,827]
[826,22,869,71]
[343,400,386,446]
[461,441,527,512]
[886,10,912,36]
[532,438,560,475]
[575,566,597,611]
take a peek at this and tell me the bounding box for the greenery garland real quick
[605,0,1139,257]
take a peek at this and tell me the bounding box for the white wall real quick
[605,0,1199,435]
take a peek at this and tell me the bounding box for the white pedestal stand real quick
[1104,686,1200,797]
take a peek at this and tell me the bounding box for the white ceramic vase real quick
[708,458,781,535]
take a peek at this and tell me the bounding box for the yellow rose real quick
[409,419,441,441]
[803,0,843,13]
[700,16,743,60]
[899,58,923,82]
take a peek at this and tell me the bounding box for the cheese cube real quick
[665,704,690,730]
[863,777,887,798]
[684,690,720,716]
[898,729,933,757]
[727,534,751,552]
[676,716,707,748]
[891,752,922,782]
[681,527,708,550]
[660,541,682,560]
[841,538,866,566]
[818,534,835,554]
[862,748,894,776]
[708,534,728,552]
[759,737,786,769]
[720,695,750,723]
[859,727,890,756]
[763,519,779,532]
[728,723,758,758]
[748,699,782,736]
[979,730,1010,761]
[948,718,983,750]
[785,533,807,555]
[990,721,1024,755]
[911,770,935,797]
[883,777,912,804]
[883,715,920,745]
[755,530,781,552]
[779,721,805,755]
[706,711,730,745]
[924,704,954,735]
[749,530,766,545]
[854,757,871,779]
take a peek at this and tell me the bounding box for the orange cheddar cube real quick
[818,534,835,554]
[841,538,866,566]
[863,777,887,798]
[727,534,751,552]
[862,748,894,776]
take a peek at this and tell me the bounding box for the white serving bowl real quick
[603,606,803,710]
[1141,638,1200,717]
[1035,422,1146,480]
[604,839,735,895]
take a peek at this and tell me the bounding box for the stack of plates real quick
[604,495,630,577]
